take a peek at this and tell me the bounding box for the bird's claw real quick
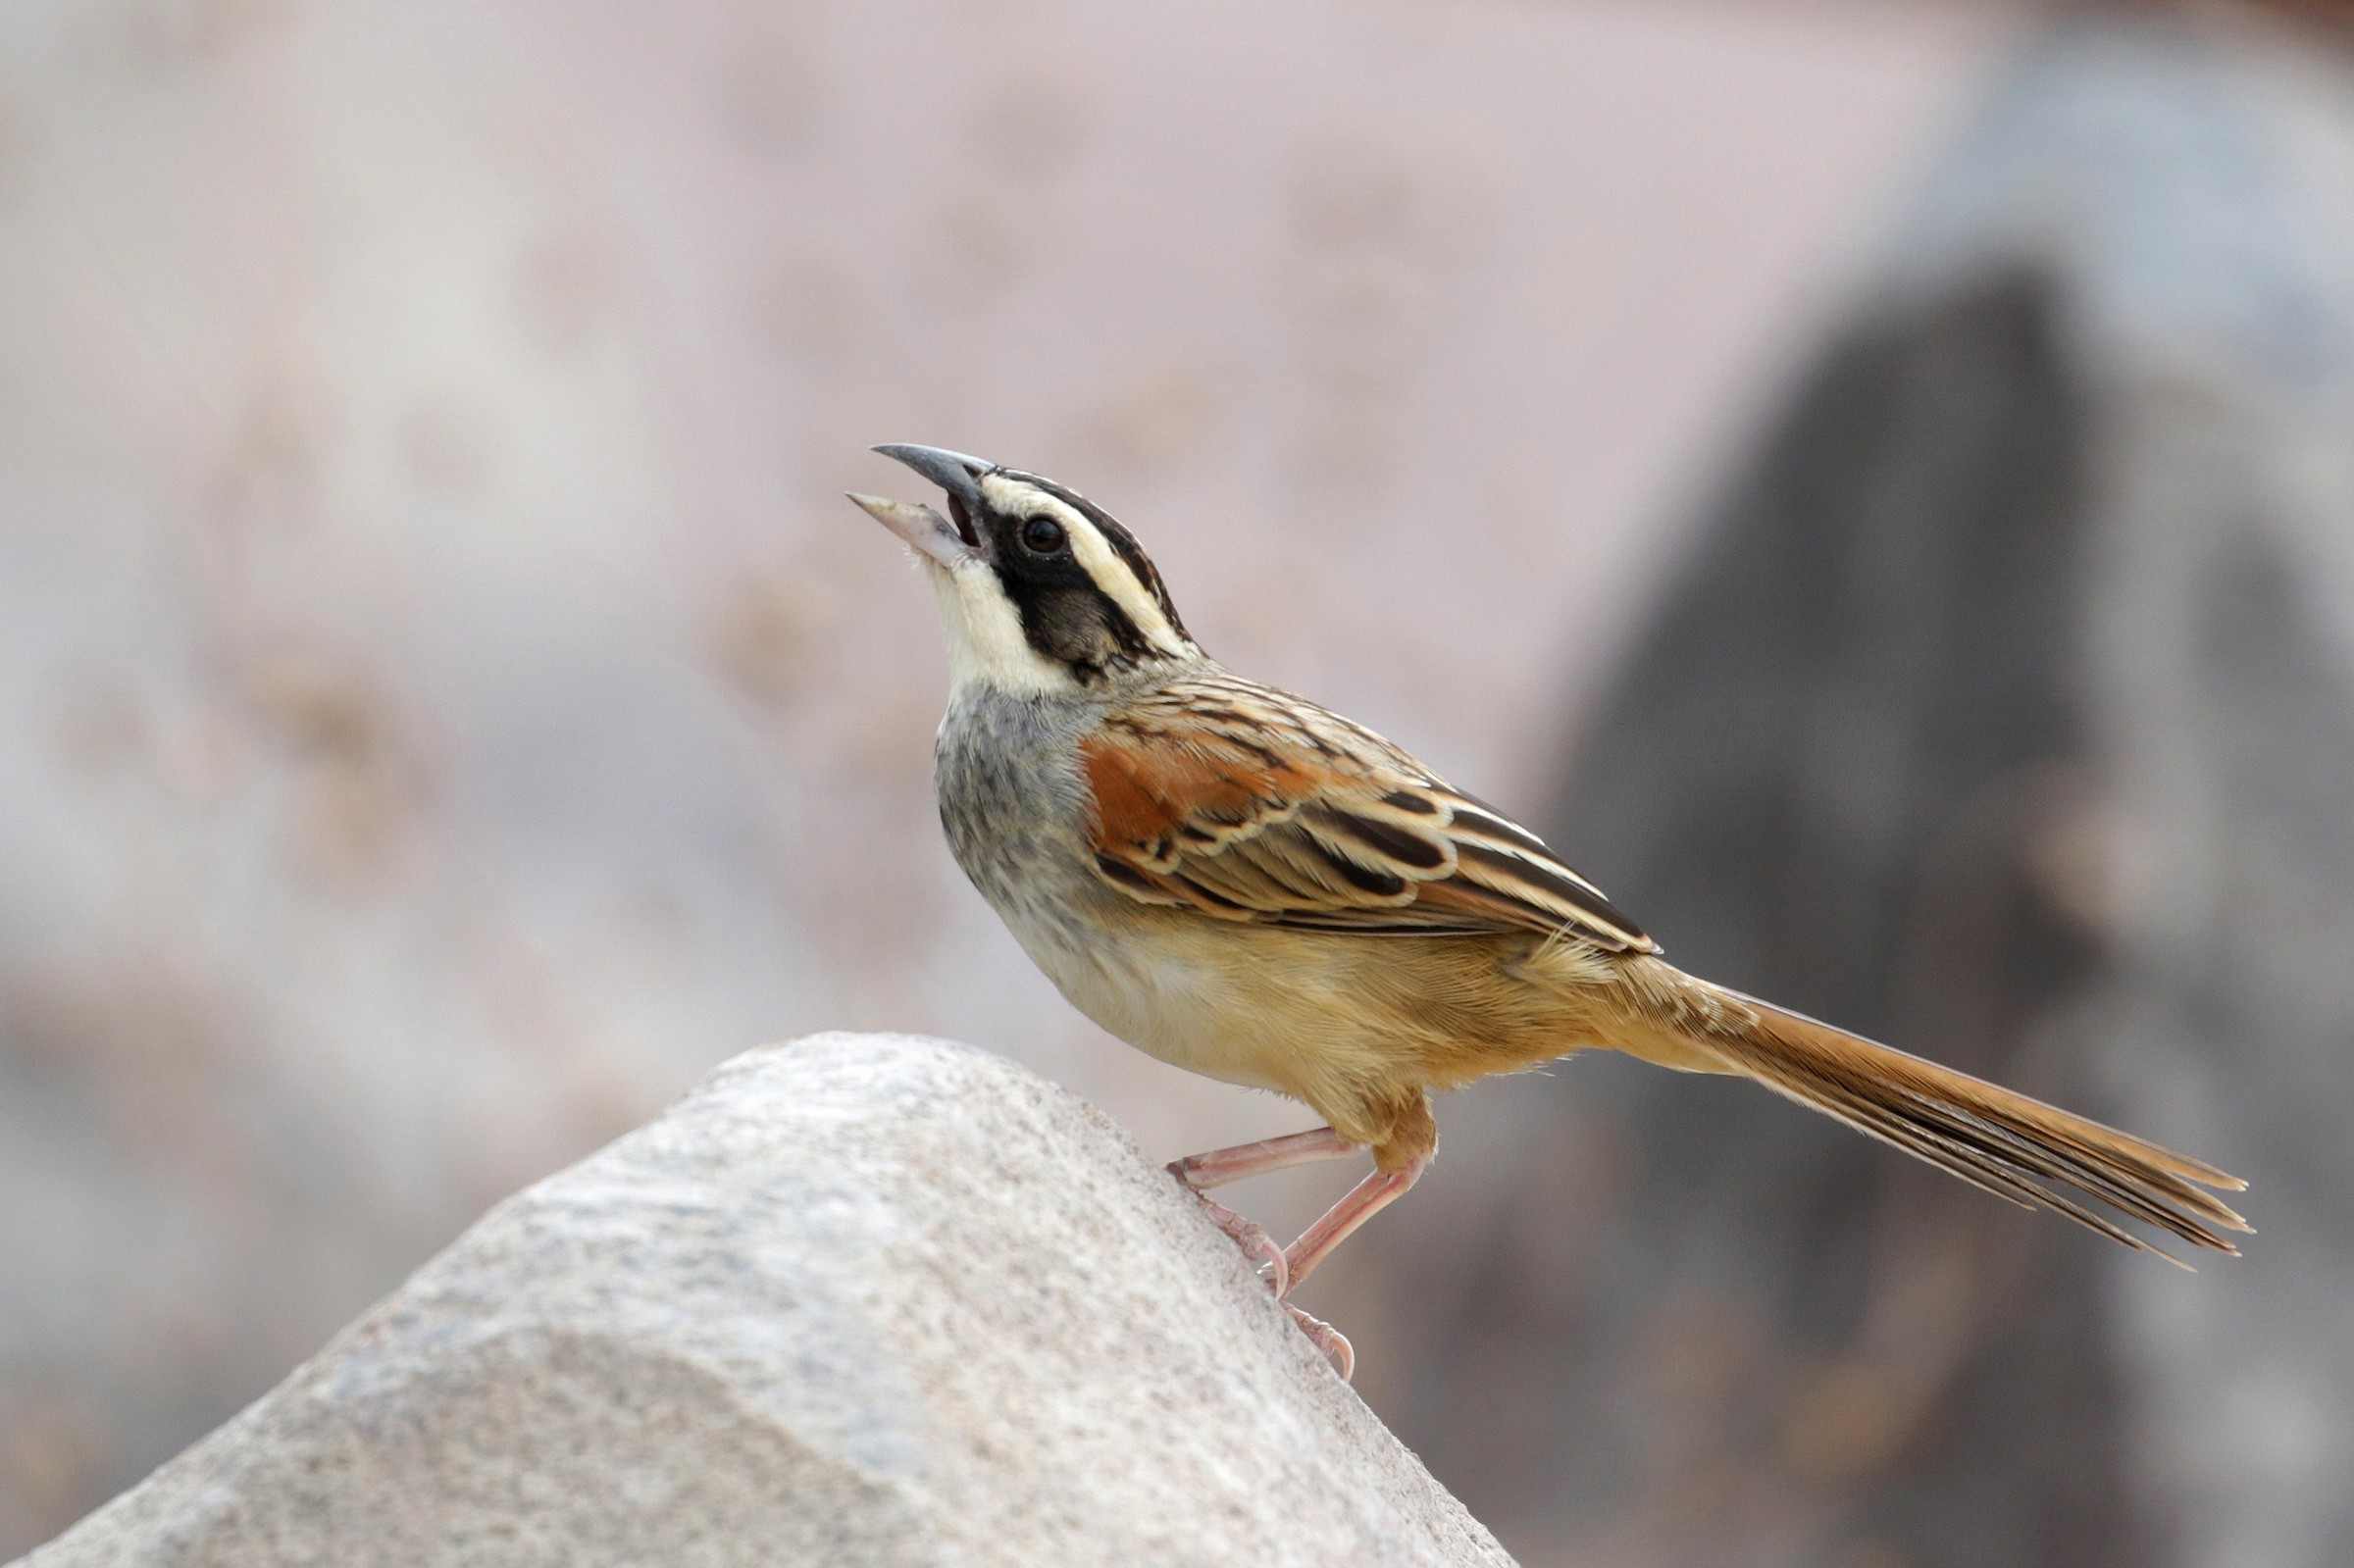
[1171,1168,1353,1379]
[1285,1302,1356,1382]
[1174,1176,1292,1296]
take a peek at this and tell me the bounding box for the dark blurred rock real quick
[1362,16,2354,1568]
[14,1035,1511,1568]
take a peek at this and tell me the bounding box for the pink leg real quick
[1281,1156,1427,1292]
[1168,1126,1358,1190]
[1168,1128,1358,1299]
[1171,1128,1420,1385]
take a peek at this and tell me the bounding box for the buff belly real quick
[1003,898,1629,1116]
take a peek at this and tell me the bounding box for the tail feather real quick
[1680,980,2251,1265]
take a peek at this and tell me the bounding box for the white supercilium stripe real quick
[978,474,1187,656]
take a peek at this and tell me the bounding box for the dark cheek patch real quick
[1030,586,1121,674]
[998,559,1156,680]
[979,492,1171,681]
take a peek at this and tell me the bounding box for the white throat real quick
[927,558,1065,697]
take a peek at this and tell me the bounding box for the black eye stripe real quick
[994,469,1192,646]
[977,470,1195,682]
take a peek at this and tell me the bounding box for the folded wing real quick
[1079,674,1656,952]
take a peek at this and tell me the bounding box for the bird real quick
[847,442,2250,1380]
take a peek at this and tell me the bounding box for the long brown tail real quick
[1660,974,2251,1264]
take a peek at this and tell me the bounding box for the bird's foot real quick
[1177,1183,1290,1295]
[1285,1301,1355,1382]
[1168,1138,1386,1381]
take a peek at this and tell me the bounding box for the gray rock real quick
[1364,15,2354,1567]
[15,1035,1510,1568]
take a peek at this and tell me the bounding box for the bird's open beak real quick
[847,443,995,569]
[846,492,971,568]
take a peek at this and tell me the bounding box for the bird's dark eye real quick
[1020,515,1066,554]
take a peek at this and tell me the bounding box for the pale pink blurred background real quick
[0,0,2060,1556]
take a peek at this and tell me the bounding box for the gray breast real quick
[933,690,1100,922]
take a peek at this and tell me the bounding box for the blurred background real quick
[4,0,2351,1563]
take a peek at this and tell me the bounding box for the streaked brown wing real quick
[1078,674,1657,953]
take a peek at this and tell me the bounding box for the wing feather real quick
[1079,673,1657,952]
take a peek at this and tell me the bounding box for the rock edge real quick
[18,1034,1513,1568]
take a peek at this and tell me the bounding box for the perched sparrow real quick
[849,443,2249,1379]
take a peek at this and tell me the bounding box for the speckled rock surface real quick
[16,1035,1511,1568]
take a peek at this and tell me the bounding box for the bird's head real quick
[849,443,1199,696]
